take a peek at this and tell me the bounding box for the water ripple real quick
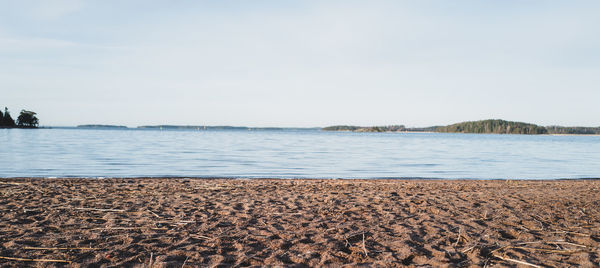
[1,128,600,179]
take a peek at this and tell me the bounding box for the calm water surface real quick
[1,128,599,179]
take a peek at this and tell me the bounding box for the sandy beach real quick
[0,178,599,267]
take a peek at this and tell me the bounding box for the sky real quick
[1,0,599,127]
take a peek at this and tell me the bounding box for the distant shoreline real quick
[16,118,600,136]
[322,119,600,135]
[11,126,600,136]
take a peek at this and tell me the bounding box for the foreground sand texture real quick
[0,179,599,267]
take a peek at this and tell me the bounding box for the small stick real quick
[490,244,511,255]
[181,256,189,268]
[0,182,26,185]
[92,227,139,230]
[550,231,590,237]
[454,228,462,247]
[75,207,125,212]
[190,234,213,240]
[510,247,582,254]
[531,216,546,230]
[548,241,588,248]
[492,254,542,268]
[515,241,588,248]
[461,245,477,253]
[148,210,162,218]
[362,232,368,257]
[0,256,71,263]
[24,246,98,250]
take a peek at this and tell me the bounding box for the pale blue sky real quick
[1,0,599,127]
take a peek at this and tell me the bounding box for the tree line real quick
[323,119,600,135]
[436,119,548,134]
[0,107,39,128]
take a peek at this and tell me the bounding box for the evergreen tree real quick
[2,107,16,127]
[17,110,39,127]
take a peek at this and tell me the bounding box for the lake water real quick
[1,128,599,179]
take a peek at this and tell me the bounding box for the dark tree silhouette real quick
[2,107,16,127]
[17,110,39,127]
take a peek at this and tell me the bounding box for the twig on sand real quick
[461,245,477,253]
[517,241,589,248]
[55,206,125,212]
[92,227,139,231]
[500,241,591,252]
[0,182,44,193]
[492,253,542,268]
[362,232,368,257]
[0,182,26,185]
[148,210,162,218]
[510,246,583,254]
[91,227,168,231]
[549,241,588,248]
[454,227,470,247]
[190,234,213,240]
[550,230,590,237]
[488,240,590,267]
[24,246,98,250]
[75,207,125,212]
[531,215,546,230]
[181,256,189,268]
[0,256,71,263]
[454,227,462,247]
[176,221,196,225]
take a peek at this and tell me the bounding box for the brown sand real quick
[0,178,599,267]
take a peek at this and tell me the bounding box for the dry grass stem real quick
[454,227,462,247]
[461,245,477,253]
[190,234,213,240]
[24,246,99,250]
[148,210,162,218]
[510,247,583,254]
[492,254,542,268]
[75,207,126,212]
[181,256,189,268]
[0,256,72,263]
[550,230,590,237]
[362,232,368,257]
[0,182,26,185]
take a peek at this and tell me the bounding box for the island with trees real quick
[436,119,548,134]
[323,119,600,135]
[0,107,39,128]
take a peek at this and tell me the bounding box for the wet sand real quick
[0,178,599,267]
